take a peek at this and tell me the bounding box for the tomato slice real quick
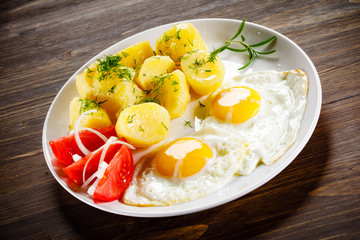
[63,140,125,185]
[93,145,134,202]
[49,125,117,166]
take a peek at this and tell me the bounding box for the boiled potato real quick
[146,70,189,119]
[69,97,112,130]
[76,62,97,98]
[116,41,154,68]
[181,50,225,96]
[76,41,153,97]
[91,66,144,122]
[136,55,176,90]
[115,102,170,148]
[116,41,154,83]
[156,23,207,68]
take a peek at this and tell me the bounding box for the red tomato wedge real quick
[49,125,117,166]
[93,145,134,202]
[63,139,126,185]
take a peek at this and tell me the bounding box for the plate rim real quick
[42,17,322,218]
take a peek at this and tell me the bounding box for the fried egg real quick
[122,129,245,206]
[201,69,308,174]
[123,69,308,206]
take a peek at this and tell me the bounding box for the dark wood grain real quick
[1,0,359,239]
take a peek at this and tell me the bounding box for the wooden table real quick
[1,0,359,239]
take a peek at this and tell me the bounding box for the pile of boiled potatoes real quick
[70,23,225,148]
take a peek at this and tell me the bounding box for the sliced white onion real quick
[82,148,101,184]
[81,137,118,184]
[87,178,101,196]
[72,154,82,162]
[74,109,98,156]
[81,137,136,188]
[97,138,136,170]
[98,136,119,170]
[86,162,109,195]
[114,140,136,151]
[82,159,107,189]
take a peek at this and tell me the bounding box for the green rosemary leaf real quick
[209,42,230,62]
[238,53,255,70]
[207,19,276,71]
[225,46,247,52]
[230,18,246,41]
[255,49,277,55]
[250,35,277,47]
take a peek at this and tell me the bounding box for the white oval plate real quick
[43,18,321,217]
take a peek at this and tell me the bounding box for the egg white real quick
[123,69,308,206]
[122,128,245,207]
[201,69,308,175]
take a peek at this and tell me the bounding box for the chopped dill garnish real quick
[86,66,94,73]
[120,52,129,58]
[108,84,116,94]
[175,29,181,40]
[160,29,182,45]
[127,114,135,123]
[161,122,168,131]
[140,74,169,103]
[188,57,206,74]
[117,67,133,81]
[78,97,106,114]
[138,126,144,132]
[162,33,171,44]
[134,64,142,72]
[176,55,184,62]
[96,55,123,81]
[184,120,193,128]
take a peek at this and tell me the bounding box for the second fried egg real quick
[201,69,308,174]
[122,129,245,207]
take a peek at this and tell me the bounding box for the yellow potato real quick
[116,41,154,68]
[116,41,155,84]
[91,66,144,122]
[77,42,153,98]
[156,23,207,68]
[76,62,97,98]
[69,97,112,130]
[181,50,225,96]
[137,55,176,90]
[146,70,189,118]
[115,102,170,148]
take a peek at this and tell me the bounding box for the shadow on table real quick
[56,113,330,240]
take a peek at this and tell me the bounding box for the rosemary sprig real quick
[210,19,277,70]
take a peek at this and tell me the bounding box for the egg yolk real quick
[211,86,261,123]
[155,137,213,178]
